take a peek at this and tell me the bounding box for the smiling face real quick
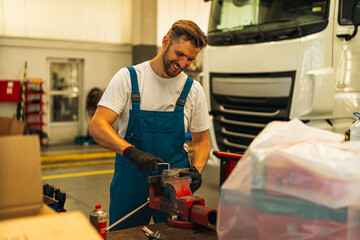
[161,36,201,78]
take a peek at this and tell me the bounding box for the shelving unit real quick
[24,78,48,145]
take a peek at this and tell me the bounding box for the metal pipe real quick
[189,204,217,228]
[106,200,149,232]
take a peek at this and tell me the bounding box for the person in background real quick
[89,20,210,230]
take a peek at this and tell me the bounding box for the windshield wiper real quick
[266,18,304,36]
[208,29,237,45]
[255,24,269,41]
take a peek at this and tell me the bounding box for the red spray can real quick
[90,203,107,239]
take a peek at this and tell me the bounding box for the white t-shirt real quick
[98,61,210,138]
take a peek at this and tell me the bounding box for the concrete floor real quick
[41,143,220,225]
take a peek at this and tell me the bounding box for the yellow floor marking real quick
[42,169,114,180]
[41,160,115,170]
[41,146,192,165]
[41,152,116,163]
[43,146,193,156]
[42,148,111,156]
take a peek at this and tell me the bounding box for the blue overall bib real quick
[109,66,194,231]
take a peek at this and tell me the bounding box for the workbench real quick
[107,222,218,239]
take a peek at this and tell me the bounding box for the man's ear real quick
[162,35,170,48]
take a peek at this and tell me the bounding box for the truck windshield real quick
[208,0,329,45]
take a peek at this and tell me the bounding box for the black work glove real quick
[123,147,165,171]
[189,166,202,193]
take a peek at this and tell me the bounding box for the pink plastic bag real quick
[217,119,360,240]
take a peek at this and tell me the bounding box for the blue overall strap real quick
[127,67,140,110]
[175,76,194,111]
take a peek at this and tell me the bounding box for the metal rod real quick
[157,162,170,170]
[106,200,149,232]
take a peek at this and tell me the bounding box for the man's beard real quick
[162,47,185,78]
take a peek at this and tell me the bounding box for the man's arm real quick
[190,129,211,173]
[89,106,132,155]
[89,106,164,171]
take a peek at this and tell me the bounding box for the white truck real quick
[201,0,360,155]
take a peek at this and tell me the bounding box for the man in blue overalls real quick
[89,20,210,231]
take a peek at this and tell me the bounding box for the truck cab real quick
[202,0,360,155]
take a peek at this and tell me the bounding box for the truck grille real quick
[210,72,295,154]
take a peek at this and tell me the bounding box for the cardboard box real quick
[0,210,102,240]
[0,116,25,136]
[0,135,42,220]
[0,135,102,239]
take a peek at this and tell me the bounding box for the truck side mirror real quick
[345,1,360,41]
[353,2,360,25]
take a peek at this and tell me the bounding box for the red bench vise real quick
[147,168,217,229]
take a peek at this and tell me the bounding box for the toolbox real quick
[213,151,242,186]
